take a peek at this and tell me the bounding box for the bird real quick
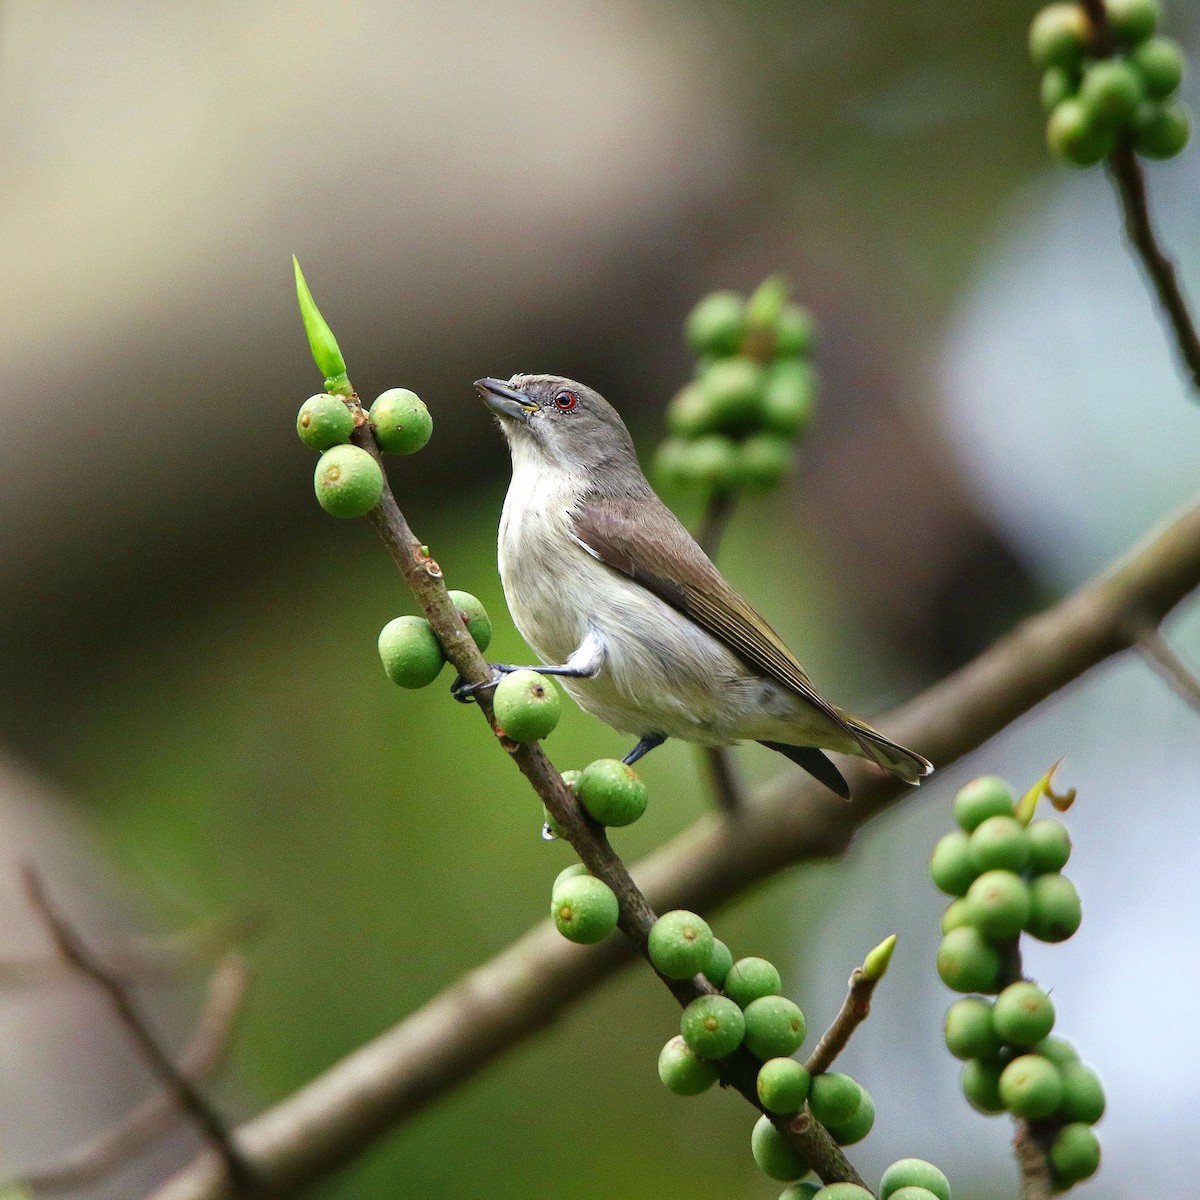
[462,373,932,799]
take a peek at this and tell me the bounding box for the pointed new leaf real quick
[293,256,351,394]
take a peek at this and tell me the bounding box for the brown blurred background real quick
[1,2,1199,1197]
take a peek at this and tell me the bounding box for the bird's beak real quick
[474,378,538,422]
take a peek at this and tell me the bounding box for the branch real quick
[696,488,736,559]
[145,470,1200,1200]
[21,869,252,1191]
[1133,621,1200,714]
[804,952,889,1077]
[1014,1123,1055,1200]
[24,953,249,1195]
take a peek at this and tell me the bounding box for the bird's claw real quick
[450,664,516,703]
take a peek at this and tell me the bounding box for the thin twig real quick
[1014,1123,1055,1200]
[21,868,252,1191]
[1133,621,1200,714]
[25,954,249,1195]
[804,967,880,1077]
[146,494,1200,1200]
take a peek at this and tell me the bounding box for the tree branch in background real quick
[1132,621,1200,715]
[24,954,249,1196]
[146,486,1200,1200]
[20,868,252,1191]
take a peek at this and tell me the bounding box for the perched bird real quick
[465,373,932,798]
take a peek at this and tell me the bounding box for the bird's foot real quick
[622,733,667,766]
[450,664,519,703]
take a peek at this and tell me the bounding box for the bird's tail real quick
[841,715,933,785]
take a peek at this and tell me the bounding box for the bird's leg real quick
[623,733,666,766]
[451,631,606,703]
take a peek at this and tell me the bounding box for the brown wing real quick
[571,493,870,752]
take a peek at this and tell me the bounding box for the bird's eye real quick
[554,390,578,411]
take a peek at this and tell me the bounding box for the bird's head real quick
[474,374,639,479]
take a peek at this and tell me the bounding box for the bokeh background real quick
[2,1,1199,1197]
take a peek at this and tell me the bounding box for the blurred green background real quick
[2,2,1199,1198]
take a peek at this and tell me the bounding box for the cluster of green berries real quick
[1031,0,1190,166]
[654,277,817,494]
[774,1160,951,1200]
[296,387,433,518]
[933,776,1102,1190]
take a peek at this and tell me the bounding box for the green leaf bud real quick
[550,874,619,944]
[1027,818,1072,873]
[1059,1061,1106,1123]
[293,256,349,389]
[378,615,445,688]
[862,933,897,981]
[774,303,816,357]
[880,1160,951,1200]
[657,1034,720,1095]
[1047,98,1117,166]
[648,910,715,980]
[965,870,1032,940]
[1104,0,1160,44]
[297,393,355,450]
[751,1115,808,1182]
[943,997,1001,1060]
[808,1072,862,1126]
[992,981,1056,1046]
[953,776,1015,831]
[1026,872,1083,942]
[369,388,432,455]
[826,1087,874,1145]
[1134,98,1191,158]
[723,956,782,1008]
[685,290,747,357]
[492,669,561,742]
[936,927,1002,994]
[696,357,766,433]
[1131,36,1185,98]
[968,816,1031,873]
[314,445,383,518]
[999,1053,1065,1118]
[747,276,790,335]
[757,1057,812,1113]
[1029,5,1093,71]
[930,831,977,896]
[1049,1123,1101,1184]
[705,938,734,988]
[681,994,746,1059]
[577,758,649,827]
[961,1058,1006,1114]
[743,995,807,1059]
[761,359,816,438]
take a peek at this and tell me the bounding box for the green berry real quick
[493,669,561,742]
[888,1190,940,1200]
[1079,58,1144,127]
[577,758,648,827]
[751,1115,807,1182]
[937,927,1002,994]
[652,437,692,489]
[297,393,355,450]
[1029,4,1093,71]
[697,357,766,432]
[941,898,973,934]
[1042,66,1078,113]
[780,1185,821,1200]
[814,1187,873,1200]
[552,863,588,894]
[1027,819,1072,873]
[880,1159,951,1200]
[369,388,432,454]
[723,956,782,1008]
[746,277,790,335]
[757,1057,811,1113]
[826,1088,874,1145]
[999,1054,1064,1119]
[944,998,1000,1060]
[314,444,383,518]
[743,995,807,1059]
[1134,98,1191,158]
[681,994,746,1059]
[953,777,1014,832]
[808,1073,861,1126]
[1059,1062,1106,1123]
[930,831,977,897]
[993,982,1056,1046]
[1026,873,1083,942]
[666,384,719,439]
[680,434,739,491]
[968,816,1031,873]
[736,434,794,491]
[1105,0,1159,44]
[647,910,715,980]
[773,303,816,357]
[705,938,734,988]
[378,615,445,688]
[550,875,618,944]
[657,1034,720,1095]
[685,291,747,357]
[446,590,492,653]
[1131,36,1184,98]
[1047,97,1117,165]
[965,870,1032,940]
[961,1058,1006,1114]
[1050,1123,1101,1184]
[1036,1036,1080,1068]
[761,359,815,438]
